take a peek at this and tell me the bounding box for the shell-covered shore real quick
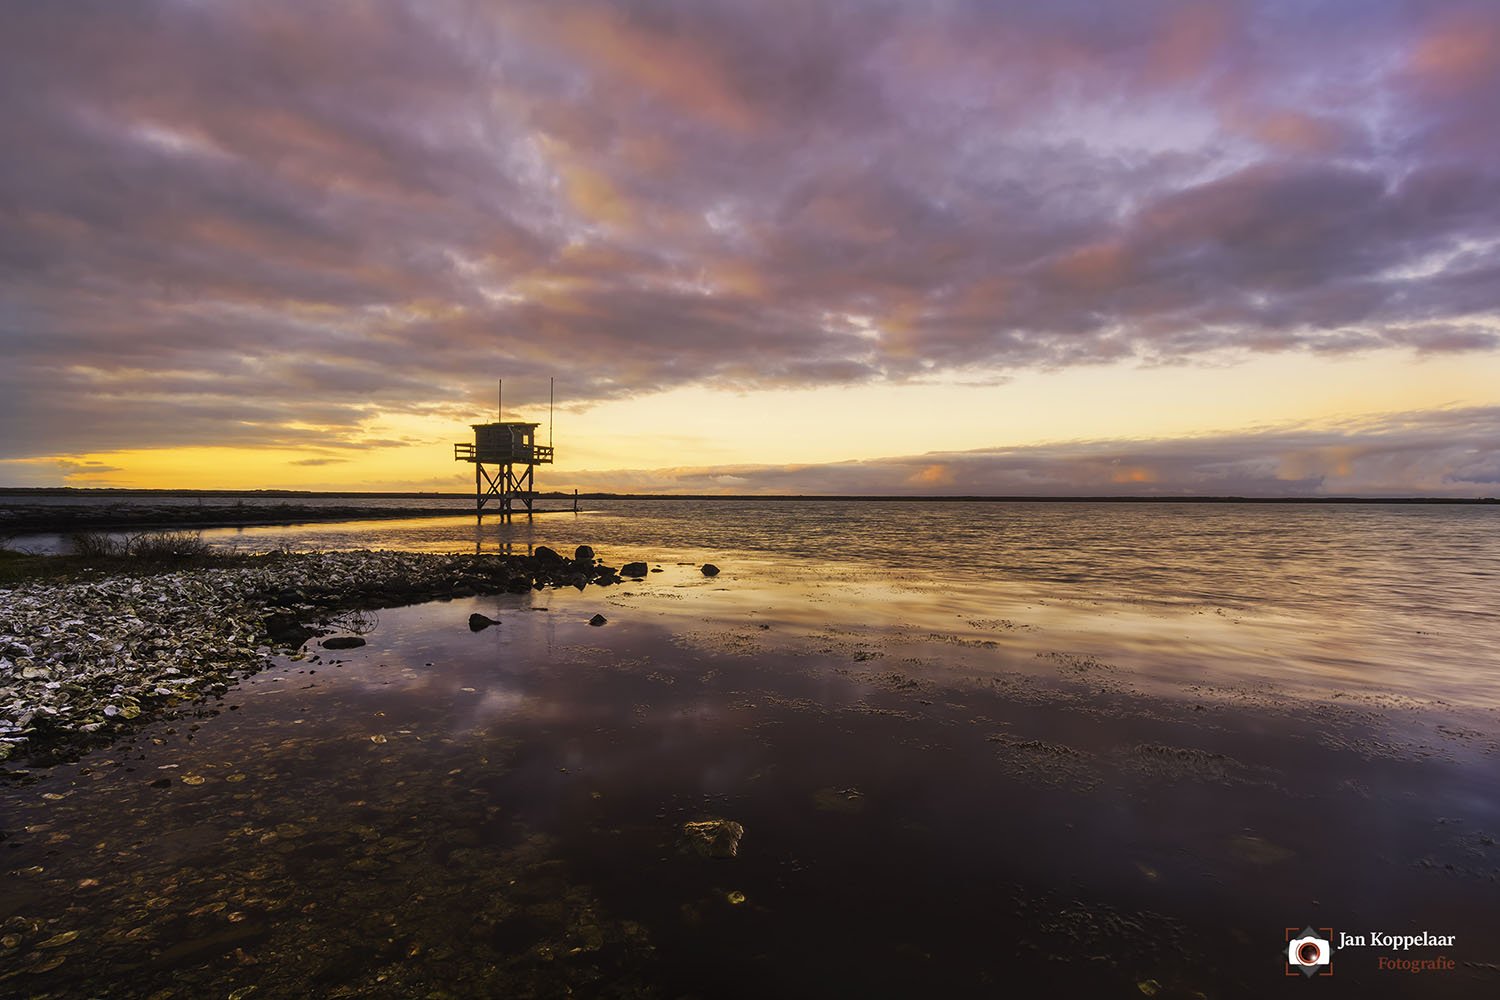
[0,547,620,766]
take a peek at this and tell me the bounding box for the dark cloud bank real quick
[2,1,1498,491]
[570,407,1500,497]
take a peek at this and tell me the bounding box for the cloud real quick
[1,1,1498,461]
[560,407,1500,498]
[0,457,126,488]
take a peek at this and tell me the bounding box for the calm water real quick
[19,499,1497,704]
[3,501,1498,996]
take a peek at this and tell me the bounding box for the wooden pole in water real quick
[549,377,554,450]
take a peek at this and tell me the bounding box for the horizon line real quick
[0,487,1495,505]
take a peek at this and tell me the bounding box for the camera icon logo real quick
[1285,926,1333,977]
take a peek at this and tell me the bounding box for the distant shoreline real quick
[0,487,1494,505]
[0,504,575,535]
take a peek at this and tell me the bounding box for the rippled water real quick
[15,500,1500,706]
[48,499,1488,707]
[182,499,1499,614]
[4,500,1498,996]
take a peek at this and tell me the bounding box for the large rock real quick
[322,636,366,650]
[534,545,564,564]
[574,544,595,563]
[263,612,313,649]
[682,818,744,859]
[700,564,720,577]
[621,561,648,578]
[468,613,500,631]
[588,613,607,626]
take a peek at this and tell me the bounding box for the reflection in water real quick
[14,501,1495,708]
[1,504,1497,996]
[19,501,1493,704]
[1,566,1497,997]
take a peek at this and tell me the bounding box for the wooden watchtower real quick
[454,421,554,522]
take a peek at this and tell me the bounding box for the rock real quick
[263,612,313,649]
[321,636,366,650]
[588,614,607,627]
[534,545,564,563]
[621,561,648,578]
[574,544,595,563]
[468,613,500,632]
[700,564,720,577]
[682,818,744,859]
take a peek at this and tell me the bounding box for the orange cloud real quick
[1278,447,1357,481]
[1147,4,1232,84]
[558,160,634,227]
[909,463,955,487]
[1050,242,1129,292]
[1110,465,1158,484]
[548,7,762,132]
[1246,111,1348,154]
[1408,11,1500,92]
[619,132,678,175]
[710,260,765,298]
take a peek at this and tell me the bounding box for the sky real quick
[1,0,1498,496]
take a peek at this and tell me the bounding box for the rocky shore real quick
[0,545,627,767]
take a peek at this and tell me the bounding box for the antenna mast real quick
[549,377,554,449]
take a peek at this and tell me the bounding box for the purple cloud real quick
[562,407,1500,498]
[1,0,1498,461]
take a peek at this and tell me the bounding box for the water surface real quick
[3,502,1498,996]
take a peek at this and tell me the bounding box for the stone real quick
[574,544,595,563]
[263,612,313,649]
[701,564,720,577]
[621,561,648,578]
[534,545,564,563]
[682,818,744,859]
[468,613,500,631]
[321,636,366,650]
[588,614,607,626]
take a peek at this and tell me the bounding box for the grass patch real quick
[68,530,123,558]
[2,532,251,586]
[66,529,215,561]
[124,530,214,561]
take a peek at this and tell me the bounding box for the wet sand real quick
[1,561,1497,997]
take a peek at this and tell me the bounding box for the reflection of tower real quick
[453,380,555,523]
